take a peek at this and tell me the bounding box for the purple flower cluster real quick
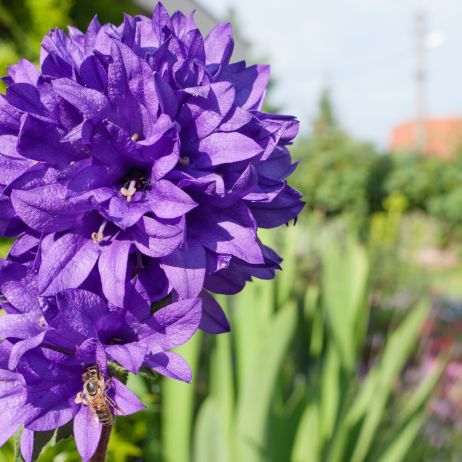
[0,3,302,460]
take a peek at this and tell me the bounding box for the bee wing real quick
[105,395,124,415]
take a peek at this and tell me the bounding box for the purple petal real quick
[0,312,42,339]
[147,180,197,219]
[27,405,78,432]
[66,164,121,196]
[0,261,38,312]
[5,83,48,117]
[74,404,102,462]
[11,184,90,233]
[39,233,101,295]
[56,289,107,339]
[160,239,205,299]
[249,185,304,228]
[0,95,21,134]
[108,196,149,229]
[18,115,83,166]
[138,259,171,302]
[0,404,33,447]
[193,205,264,264]
[220,106,252,132]
[144,298,202,351]
[79,55,108,92]
[106,343,147,374]
[133,216,184,258]
[200,291,230,334]
[205,262,248,295]
[222,62,270,111]
[75,338,107,374]
[196,132,263,168]
[204,23,234,74]
[110,378,145,416]
[0,154,32,187]
[20,428,34,462]
[9,332,46,369]
[98,239,131,307]
[7,59,40,85]
[7,233,39,260]
[124,277,151,320]
[52,78,110,121]
[179,82,235,140]
[145,351,192,382]
[154,74,178,119]
[152,2,172,44]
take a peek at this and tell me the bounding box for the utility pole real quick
[415,12,426,153]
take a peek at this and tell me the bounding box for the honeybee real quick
[75,365,122,426]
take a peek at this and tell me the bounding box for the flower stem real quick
[91,424,113,462]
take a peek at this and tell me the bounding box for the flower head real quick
[0,341,144,461]
[0,2,303,309]
[0,261,201,381]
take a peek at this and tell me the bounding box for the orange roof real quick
[390,118,462,159]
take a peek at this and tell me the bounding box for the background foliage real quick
[1,1,462,461]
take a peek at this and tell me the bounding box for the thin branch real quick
[90,424,113,462]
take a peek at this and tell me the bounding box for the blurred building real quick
[131,0,248,61]
[390,118,462,159]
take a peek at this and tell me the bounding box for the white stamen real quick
[91,221,107,244]
[120,180,137,203]
[131,133,139,142]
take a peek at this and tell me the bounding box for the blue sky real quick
[198,0,462,148]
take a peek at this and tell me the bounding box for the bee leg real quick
[105,394,124,415]
[75,392,87,405]
[105,377,113,391]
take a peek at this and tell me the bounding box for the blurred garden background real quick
[1,0,462,461]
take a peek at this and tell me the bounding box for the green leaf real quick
[209,297,235,462]
[235,300,297,462]
[193,398,228,462]
[291,403,320,462]
[107,361,129,384]
[374,357,446,462]
[277,226,297,306]
[13,429,23,462]
[322,236,368,372]
[350,299,430,462]
[138,366,159,383]
[162,331,202,462]
[375,412,426,462]
[16,422,74,462]
[319,345,340,444]
[395,356,446,427]
[0,239,13,259]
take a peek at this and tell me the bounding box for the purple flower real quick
[0,341,144,461]
[0,2,303,309]
[0,261,201,382]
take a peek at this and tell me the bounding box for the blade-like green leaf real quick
[351,299,430,462]
[0,239,13,259]
[162,332,202,462]
[375,412,426,462]
[291,403,320,462]
[209,296,235,462]
[374,357,446,462]
[319,345,340,444]
[193,398,228,462]
[13,429,23,462]
[277,226,297,306]
[322,237,368,371]
[235,301,297,462]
